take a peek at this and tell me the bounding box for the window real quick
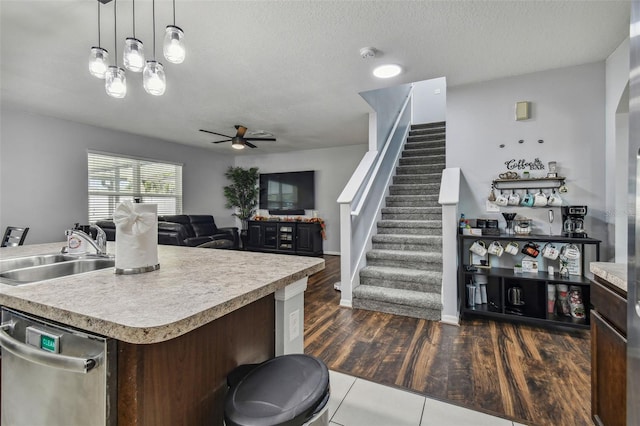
[88,151,183,222]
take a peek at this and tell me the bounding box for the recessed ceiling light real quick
[373,64,402,79]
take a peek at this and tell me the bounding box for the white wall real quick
[605,37,630,262]
[412,77,447,124]
[360,84,412,150]
[0,107,235,244]
[447,62,607,256]
[235,144,367,254]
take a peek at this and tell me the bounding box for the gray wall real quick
[447,62,607,256]
[235,144,367,254]
[360,83,412,150]
[412,77,447,124]
[0,107,235,244]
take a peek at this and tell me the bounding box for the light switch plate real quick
[516,101,530,120]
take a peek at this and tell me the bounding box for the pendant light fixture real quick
[105,0,127,98]
[123,0,145,72]
[163,0,185,64]
[143,0,166,96]
[88,1,109,79]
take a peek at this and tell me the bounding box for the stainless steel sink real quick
[0,254,76,274]
[0,255,114,285]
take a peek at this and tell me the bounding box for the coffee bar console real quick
[247,220,323,256]
[458,234,601,329]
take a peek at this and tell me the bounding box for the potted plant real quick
[223,166,259,248]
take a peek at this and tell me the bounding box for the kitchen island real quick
[0,242,324,425]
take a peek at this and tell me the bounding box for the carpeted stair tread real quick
[353,297,442,321]
[404,141,446,150]
[353,286,443,311]
[393,173,442,184]
[411,121,445,130]
[372,234,441,244]
[389,183,440,195]
[366,249,442,264]
[360,265,442,283]
[399,154,445,165]
[381,207,441,214]
[377,219,442,228]
[403,148,446,158]
[385,195,440,207]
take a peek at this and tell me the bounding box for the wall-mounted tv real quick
[259,171,315,215]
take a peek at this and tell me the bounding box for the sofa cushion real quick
[158,221,190,246]
[159,215,195,238]
[188,215,219,237]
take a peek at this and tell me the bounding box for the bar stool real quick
[224,354,330,426]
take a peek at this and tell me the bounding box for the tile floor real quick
[327,370,528,426]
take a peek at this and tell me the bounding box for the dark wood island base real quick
[117,296,275,426]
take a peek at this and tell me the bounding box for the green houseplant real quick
[223,166,259,231]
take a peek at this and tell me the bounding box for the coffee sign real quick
[504,158,545,170]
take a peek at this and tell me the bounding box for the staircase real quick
[353,122,445,321]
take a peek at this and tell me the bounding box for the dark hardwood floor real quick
[304,255,591,426]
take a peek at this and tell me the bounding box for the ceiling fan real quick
[199,125,276,150]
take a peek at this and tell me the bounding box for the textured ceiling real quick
[0,0,630,154]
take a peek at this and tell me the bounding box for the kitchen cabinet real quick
[458,234,600,329]
[247,221,323,256]
[590,266,627,426]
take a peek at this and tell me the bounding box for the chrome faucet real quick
[64,224,107,256]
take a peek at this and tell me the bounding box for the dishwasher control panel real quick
[26,326,61,353]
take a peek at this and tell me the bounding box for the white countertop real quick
[0,243,324,344]
[589,262,627,293]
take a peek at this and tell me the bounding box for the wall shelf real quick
[492,176,566,190]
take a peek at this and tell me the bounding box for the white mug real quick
[488,241,504,257]
[505,241,519,255]
[508,191,520,206]
[494,192,509,206]
[470,240,488,256]
[561,244,581,260]
[533,190,548,207]
[542,242,560,260]
[548,190,563,207]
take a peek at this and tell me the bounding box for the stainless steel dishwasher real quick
[0,307,116,426]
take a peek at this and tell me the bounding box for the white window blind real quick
[88,151,183,222]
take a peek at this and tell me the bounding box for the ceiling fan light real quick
[231,137,245,150]
[105,66,127,98]
[143,61,166,96]
[123,38,145,72]
[89,47,109,79]
[373,64,402,79]
[163,25,185,64]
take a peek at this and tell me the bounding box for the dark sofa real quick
[96,214,239,249]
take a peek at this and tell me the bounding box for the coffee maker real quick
[562,206,588,238]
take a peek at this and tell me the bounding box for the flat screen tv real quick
[259,171,315,215]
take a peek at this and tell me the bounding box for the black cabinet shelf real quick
[458,234,600,330]
[246,220,323,256]
[492,176,566,190]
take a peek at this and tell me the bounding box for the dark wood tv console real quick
[246,220,323,256]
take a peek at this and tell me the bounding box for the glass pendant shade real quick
[163,25,185,64]
[89,47,109,79]
[143,61,166,96]
[105,66,127,98]
[123,38,145,72]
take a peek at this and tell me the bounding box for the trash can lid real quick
[224,354,330,426]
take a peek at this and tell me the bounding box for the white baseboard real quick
[339,299,352,308]
[440,314,460,326]
[323,251,340,256]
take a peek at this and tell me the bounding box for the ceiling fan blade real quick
[244,138,276,142]
[200,129,232,138]
[245,141,257,149]
[235,125,248,138]
[212,139,232,144]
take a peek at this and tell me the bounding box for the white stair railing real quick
[336,90,413,307]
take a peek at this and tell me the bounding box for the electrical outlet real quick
[289,310,299,341]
